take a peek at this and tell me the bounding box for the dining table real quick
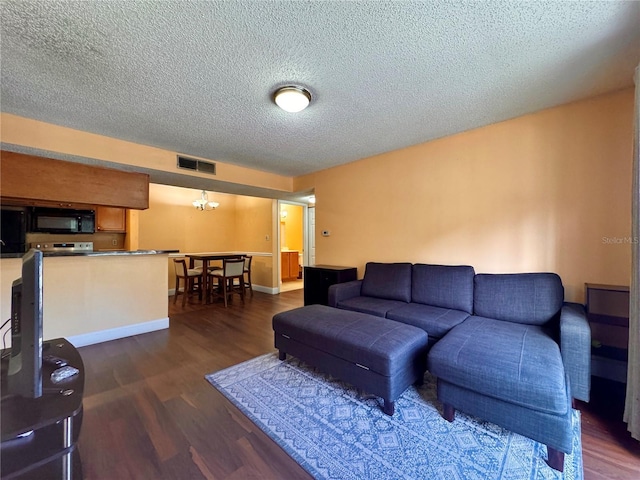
[186,253,245,304]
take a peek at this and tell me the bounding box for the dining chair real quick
[173,258,203,307]
[191,259,222,274]
[208,258,246,307]
[242,255,253,297]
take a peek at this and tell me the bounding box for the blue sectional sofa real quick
[328,262,591,472]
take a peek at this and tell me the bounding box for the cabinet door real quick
[96,206,126,232]
[288,252,299,279]
[303,268,336,306]
[1,151,149,209]
[281,252,291,281]
[281,252,299,281]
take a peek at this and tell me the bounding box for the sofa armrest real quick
[560,302,591,402]
[328,280,363,307]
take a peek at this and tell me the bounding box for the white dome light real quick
[274,86,312,113]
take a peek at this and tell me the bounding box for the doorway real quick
[278,201,307,292]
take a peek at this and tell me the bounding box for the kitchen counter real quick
[0,252,171,347]
[0,249,179,258]
[43,249,179,257]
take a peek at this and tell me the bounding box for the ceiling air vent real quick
[177,155,216,175]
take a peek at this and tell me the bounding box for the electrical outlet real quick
[265,234,270,241]
[112,239,117,246]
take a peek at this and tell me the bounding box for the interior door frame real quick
[277,200,309,292]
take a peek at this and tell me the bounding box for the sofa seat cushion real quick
[273,305,428,377]
[386,304,470,340]
[337,296,408,317]
[428,316,567,415]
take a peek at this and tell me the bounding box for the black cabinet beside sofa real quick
[303,265,357,306]
[586,283,629,383]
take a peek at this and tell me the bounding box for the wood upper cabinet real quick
[281,251,299,281]
[0,151,149,209]
[96,206,126,232]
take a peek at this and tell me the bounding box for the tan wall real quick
[0,255,168,342]
[280,204,304,252]
[139,184,236,253]
[295,89,634,302]
[0,113,292,192]
[3,89,633,304]
[235,196,276,288]
[138,184,275,290]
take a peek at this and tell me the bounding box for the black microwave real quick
[30,208,95,234]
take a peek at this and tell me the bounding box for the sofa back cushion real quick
[411,264,475,313]
[361,262,412,302]
[473,273,564,325]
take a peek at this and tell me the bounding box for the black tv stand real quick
[1,338,84,479]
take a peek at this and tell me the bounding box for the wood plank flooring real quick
[77,291,640,479]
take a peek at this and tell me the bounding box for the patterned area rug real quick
[206,353,583,480]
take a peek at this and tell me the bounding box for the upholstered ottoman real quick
[273,304,428,415]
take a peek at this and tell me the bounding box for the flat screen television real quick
[7,249,43,398]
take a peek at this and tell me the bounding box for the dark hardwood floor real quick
[77,291,640,479]
[578,377,640,479]
[78,290,312,480]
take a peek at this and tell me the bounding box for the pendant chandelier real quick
[192,190,219,211]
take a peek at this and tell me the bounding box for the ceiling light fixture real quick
[274,86,312,113]
[193,190,219,211]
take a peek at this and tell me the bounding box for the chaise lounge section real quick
[427,273,580,471]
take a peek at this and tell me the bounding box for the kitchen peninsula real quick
[0,150,169,347]
[0,250,171,347]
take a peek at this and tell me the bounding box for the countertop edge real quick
[1,250,179,259]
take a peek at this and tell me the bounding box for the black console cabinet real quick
[1,338,84,479]
[304,265,357,306]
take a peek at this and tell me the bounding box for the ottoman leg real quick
[546,447,564,472]
[278,350,286,361]
[443,403,455,422]
[383,399,395,416]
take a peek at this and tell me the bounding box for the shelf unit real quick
[586,283,630,383]
[1,338,84,479]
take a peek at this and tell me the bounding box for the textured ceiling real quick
[1,1,639,178]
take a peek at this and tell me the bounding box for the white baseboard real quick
[67,317,170,348]
[168,285,279,296]
[253,285,278,294]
